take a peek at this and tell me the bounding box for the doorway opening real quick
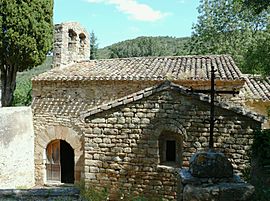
[46,140,74,184]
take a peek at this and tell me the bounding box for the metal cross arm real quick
[188,88,239,96]
[186,65,240,149]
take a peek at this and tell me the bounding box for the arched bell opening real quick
[79,33,86,55]
[68,29,77,51]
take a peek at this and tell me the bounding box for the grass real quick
[77,181,163,201]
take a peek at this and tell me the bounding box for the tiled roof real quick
[241,75,270,101]
[33,55,244,81]
[81,81,265,123]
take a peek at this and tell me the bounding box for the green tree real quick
[0,0,53,106]
[236,0,270,14]
[189,0,268,72]
[90,31,98,60]
[234,0,270,75]
[243,28,270,75]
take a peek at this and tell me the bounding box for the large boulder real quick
[189,150,233,178]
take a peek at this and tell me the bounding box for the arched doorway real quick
[46,140,74,184]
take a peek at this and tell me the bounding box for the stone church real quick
[31,22,268,200]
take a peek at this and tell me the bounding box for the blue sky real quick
[54,0,200,48]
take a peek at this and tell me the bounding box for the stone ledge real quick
[0,187,80,199]
[183,183,254,201]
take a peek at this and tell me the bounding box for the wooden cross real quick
[188,65,238,149]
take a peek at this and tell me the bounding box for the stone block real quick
[91,118,106,124]
[89,167,99,173]
[85,173,96,180]
[104,128,118,135]
[132,117,140,124]
[117,117,126,124]
[93,127,102,134]
[107,118,117,124]
[124,112,134,117]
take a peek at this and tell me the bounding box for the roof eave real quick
[81,81,265,123]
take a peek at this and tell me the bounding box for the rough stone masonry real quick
[80,83,261,200]
[31,22,265,200]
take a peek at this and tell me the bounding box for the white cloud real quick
[86,0,169,22]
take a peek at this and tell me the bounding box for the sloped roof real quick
[81,81,265,123]
[241,75,270,101]
[33,55,244,82]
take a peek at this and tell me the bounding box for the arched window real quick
[79,33,86,55]
[159,130,182,167]
[68,29,77,51]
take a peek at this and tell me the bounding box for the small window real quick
[159,131,182,167]
[166,140,176,162]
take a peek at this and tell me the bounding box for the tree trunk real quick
[1,64,17,107]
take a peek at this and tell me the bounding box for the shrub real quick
[77,182,109,201]
[252,129,270,166]
[250,129,270,201]
[12,78,32,106]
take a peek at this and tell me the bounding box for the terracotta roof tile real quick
[241,75,270,101]
[33,55,244,82]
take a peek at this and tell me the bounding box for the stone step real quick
[0,187,80,201]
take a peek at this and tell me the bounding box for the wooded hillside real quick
[97,36,190,59]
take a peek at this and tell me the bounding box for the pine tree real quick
[90,31,98,60]
[0,0,53,106]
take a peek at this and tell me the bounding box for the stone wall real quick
[82,90,260,200]
[32,80,158,116]
[0,107,35,189]
[53,22,90,67]
[32,80,157,185]
[32,78,262,199]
